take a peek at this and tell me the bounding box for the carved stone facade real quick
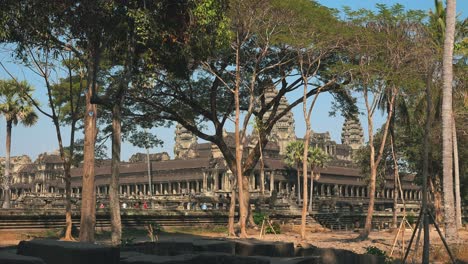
[341,115,364,150]
[174,123,198,160]
[263,86,296,155]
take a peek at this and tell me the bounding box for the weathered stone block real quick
[120,254,196,264]
[234,240,294,257]
[193,239,235,254]
[0,252,46,264]
[298,247,384,264]
[16,240,119,264]
[270,256,321,264]
[123,241,194,256]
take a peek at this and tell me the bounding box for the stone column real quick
[270,171,275,194]
[214,171,219,191]
[196,181,200,193]
[249,172,255,191]
[203,172,207,192]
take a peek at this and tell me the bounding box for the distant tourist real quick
[143,201,148,209]
[99,203,105,209]
[201,203,207,210]
[122,202,127,209]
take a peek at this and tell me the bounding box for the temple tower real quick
[341,115,364,150]
[174,123,198,159]
[263,86,296,155]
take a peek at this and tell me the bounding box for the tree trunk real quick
[79,88,98,242]
[453,116,461,229]
[390,133,398,230]
[2,120,12,209]
[109,103,122,246]
[441,0,458,242]
[360,88,396,240]
[234,44,247,238]
[228,181,236,237]
[301,129,311,239]
[63,164,74,240]
[361,164,377,239]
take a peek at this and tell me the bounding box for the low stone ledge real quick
[123,241,194,256]
[0,252,46,264]
[192,239,235,254]
[270,256,321,264]
[234,240,294,257]
[295,247,383,264]
[120,254,196,264]
[16,240,119,264]
[194,253,270,264]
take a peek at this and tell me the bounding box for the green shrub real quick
[253,212,280,234]
[365,246,392,263]
[253,212,267,225]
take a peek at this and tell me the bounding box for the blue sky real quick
[0,1,466,161]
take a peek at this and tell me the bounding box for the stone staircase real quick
[311,213,356,231]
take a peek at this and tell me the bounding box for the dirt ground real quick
[1,225,467,263]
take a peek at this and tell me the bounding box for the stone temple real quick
[0,91,422,229]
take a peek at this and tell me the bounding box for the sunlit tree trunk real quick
[79,88,98,242]
[441,0,458,242]
[360,87,396,240]
[234,42,247,238]
[109,102,122,245]
[2,120,12,209]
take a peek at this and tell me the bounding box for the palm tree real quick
[441,0,458,242]
[0,80,38,209]
[307,147,330,212]
[285,141,304,203]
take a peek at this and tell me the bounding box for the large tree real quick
[344,4,428,239]
[131,0,351,237]
[0,80,38,209]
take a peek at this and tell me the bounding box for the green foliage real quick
[406,213,416,225]
[121,237,136,246]
[364,246,392,263]
[0,79,38,126]
[253,212,281,234]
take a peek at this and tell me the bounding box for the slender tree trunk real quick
[51,115,74,241]
[453,116,461,229]
[360,88,396,240]
[228,179,236,237]
[441,0,458,242]
[390,133,399,230]
[2,120,12,209]
[63,163,74,240]
[301,130,311,239]
[79,88,98,242]
[109,103,122,246]
[234,43,247,238]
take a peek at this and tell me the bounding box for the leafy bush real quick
[365,246,392,263]
[253,212,280,234]
[253,212,267,225]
